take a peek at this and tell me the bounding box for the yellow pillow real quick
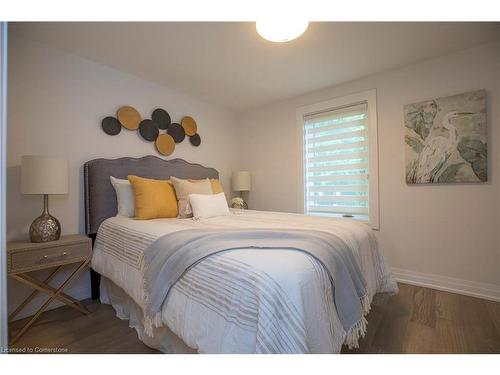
[210,179,224,194]
[189,178,224,194]
[128,175,178,219]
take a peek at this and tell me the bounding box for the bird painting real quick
[404,90,487,184]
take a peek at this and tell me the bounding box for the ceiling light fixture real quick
[256,20,309,43]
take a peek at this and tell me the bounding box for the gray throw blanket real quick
[140,228,369,348]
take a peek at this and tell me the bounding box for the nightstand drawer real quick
[9,240,90,273]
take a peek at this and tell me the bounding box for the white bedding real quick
[92,209,397,353]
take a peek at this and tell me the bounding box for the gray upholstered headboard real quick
[84,156,219,235]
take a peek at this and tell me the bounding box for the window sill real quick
[306,212,379,230]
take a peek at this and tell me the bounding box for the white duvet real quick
[92,209,397,353]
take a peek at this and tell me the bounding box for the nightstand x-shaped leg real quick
[8,260,91,345]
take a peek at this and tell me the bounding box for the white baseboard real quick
[392,267,500,302]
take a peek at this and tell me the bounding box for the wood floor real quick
[8,283,500,354]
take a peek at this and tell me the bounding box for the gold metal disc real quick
[181,116,197,136]
[155,134,175,156]
[117,106,142,130]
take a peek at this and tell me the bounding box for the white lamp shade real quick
[21,155,69,195]
[231,171,251,192]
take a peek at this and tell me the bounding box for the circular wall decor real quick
[181,116,197,136]
[101,116,122,136]
[155,134,175,156]
[167,123,186,143]
[102,106,202,156]
[117,106,141,130]
[152,108,171,130]
[189,133,201,147]
[138,119,159,142]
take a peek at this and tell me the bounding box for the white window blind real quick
[303,102,369,219]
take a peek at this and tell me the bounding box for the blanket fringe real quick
[344,315,368,349]
[361,294,371,315]
[139,257,150,305]
[139,256,163,338]
[143,311,163,338]
[343,294,371,349]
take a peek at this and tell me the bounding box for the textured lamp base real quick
[29,194,61,243]
[230,196,248,210]
[231,201,248,209]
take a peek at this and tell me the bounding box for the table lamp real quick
[21,155,68,242]
[231,171,251,209]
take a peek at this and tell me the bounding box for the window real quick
[297,90,379,229]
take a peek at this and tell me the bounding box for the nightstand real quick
[7,234,92,344]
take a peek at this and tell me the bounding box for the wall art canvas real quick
[404,90,487,184]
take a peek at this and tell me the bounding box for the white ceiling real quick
[10,22,500,112]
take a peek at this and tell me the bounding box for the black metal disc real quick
[189,133,201,147]
[101,116,122,136]
[167,123,185,143]
[152,108,171,130]
[138,119,159,142]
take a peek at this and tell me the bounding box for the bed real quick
[84,156,397,354]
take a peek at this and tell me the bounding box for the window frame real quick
[296,89,379,230]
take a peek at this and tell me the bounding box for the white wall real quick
[6,33,500,323]
[6,35,239,318]
[236,42,500,295]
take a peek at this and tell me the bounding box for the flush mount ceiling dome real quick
[256,20,309,43]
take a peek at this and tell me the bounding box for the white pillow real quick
[189,192,230,219]
[110,176,135,217]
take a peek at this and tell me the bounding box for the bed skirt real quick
[100,276,197,354]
